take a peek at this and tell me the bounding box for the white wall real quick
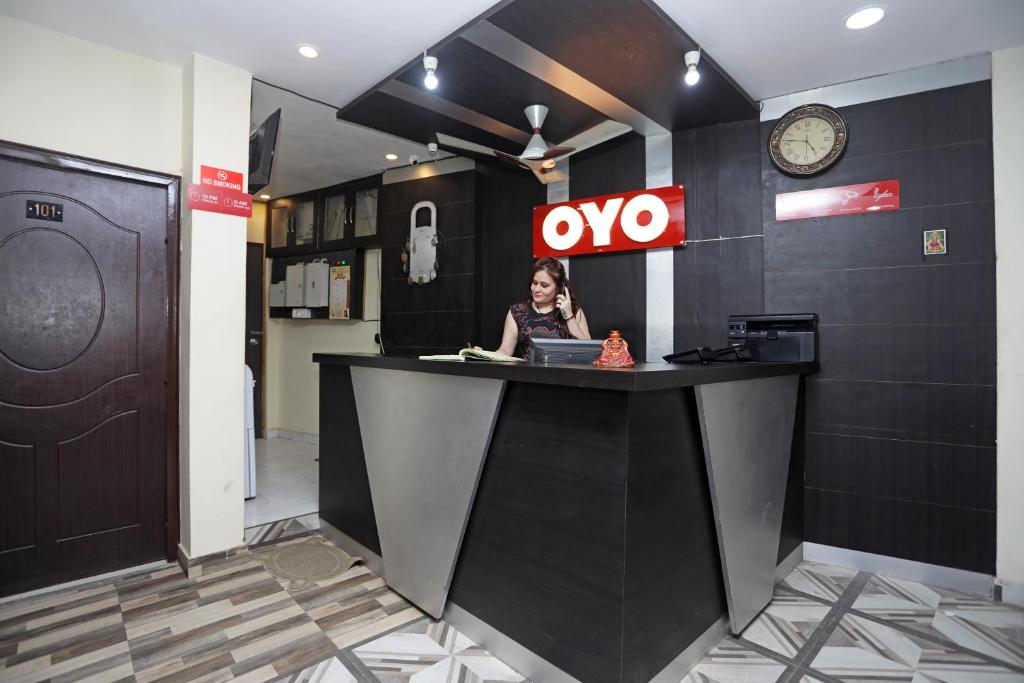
[244,205,381,436]
[993,45,1024,589]
[0,15,182,175]
[178,54,251,559]
[265,250,381,435]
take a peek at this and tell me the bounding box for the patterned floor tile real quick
[740,592,833,657]
[779,562,857,603]
[852,574,1024,667]
[682,637,789,682]
[278,655,358,682]
[352,619,524,682]
[245,514,320,548]
[810,613,1024,681]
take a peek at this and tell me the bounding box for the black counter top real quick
[312,353,818,392]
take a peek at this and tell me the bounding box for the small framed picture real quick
[924,229,947,256]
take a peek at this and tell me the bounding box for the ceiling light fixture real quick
[385,153,398,160]
[684,50,701,86]
[259,194,271,200]
[423,52,439,90]
[845,6,885,29]
[298,44,320,59]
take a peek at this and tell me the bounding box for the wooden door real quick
[245,243,264,437]
[0,142,178,597]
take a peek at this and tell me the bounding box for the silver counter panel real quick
[695,374,799,633]
[349,367,505,618]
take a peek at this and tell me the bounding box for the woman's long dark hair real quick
[529,257,579,318]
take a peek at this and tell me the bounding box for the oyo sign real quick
[533,185,685,258]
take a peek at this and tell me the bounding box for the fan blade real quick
[523,159,567,185]
[493,149,528,168]
[540,146,575,160]
[557,120,632,155]
[434,132,497,158]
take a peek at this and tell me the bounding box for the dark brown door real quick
[245,242,264,437]
[0,143,177,597]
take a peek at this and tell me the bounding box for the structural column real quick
[178,54,252,561]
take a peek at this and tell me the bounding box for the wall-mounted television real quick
[248,108,281,195]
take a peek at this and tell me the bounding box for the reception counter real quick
[313,353,816,683]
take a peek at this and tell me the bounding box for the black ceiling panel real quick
[488,0,757,129]
[393,38,609,145]
[338,0,758,153]
[340,91,522,156]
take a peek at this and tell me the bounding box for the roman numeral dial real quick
[769,104,848,176]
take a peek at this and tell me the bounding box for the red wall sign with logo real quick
[187,165,251,217]
[200,165,244,192]
[186,183,252,218]
[775,179,900,222]
[533,185,685,258]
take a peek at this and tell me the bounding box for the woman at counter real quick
[494,257,591,359]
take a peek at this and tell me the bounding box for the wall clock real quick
[768,104,848,176]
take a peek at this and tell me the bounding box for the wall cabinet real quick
[319,178,380,250]
[266,192,319,257]
[267,175,381,257]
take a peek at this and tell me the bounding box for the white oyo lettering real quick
[542,205,585,251]
[578,197,623,247]
[620,194,669,243]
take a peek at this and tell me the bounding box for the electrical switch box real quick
[304,260,330,308]
[268,282,286,307]
[285,263,305,307]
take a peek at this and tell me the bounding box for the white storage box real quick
[285,263,305,307]
[304,260,330,308]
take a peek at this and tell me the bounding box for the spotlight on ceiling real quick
[683,50,701,86]
[298,44,319,59]
[845,6,885,29]
[259,194,271,200]
[385,153,398,161]
[423,52,439,90]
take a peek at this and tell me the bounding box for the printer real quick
[727,313,818,363]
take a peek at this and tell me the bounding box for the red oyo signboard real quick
[775,179,900,222]
[533,185,685,258]
[186,183,252,218]
[200,165,244,192]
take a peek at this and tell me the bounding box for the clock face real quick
[779,117,835,166]
[769,105,848,176]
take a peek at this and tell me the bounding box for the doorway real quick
[245,242,265,437]
[0,141,179,597]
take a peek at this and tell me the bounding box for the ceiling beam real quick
[462,20,669,136]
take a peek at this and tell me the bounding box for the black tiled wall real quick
[762,81,996,573]
[378,170,478,356]
[567,134,648,361]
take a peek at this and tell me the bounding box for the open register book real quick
[419,348,523,362]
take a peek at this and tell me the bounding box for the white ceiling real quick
[2,0,1023,194]
[654,0,1024,100]
[251,81,451,199]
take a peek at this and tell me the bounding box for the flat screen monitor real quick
[528,337,604,364]
[248,108,281,195]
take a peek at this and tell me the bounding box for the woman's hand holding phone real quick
[556,286,573,319]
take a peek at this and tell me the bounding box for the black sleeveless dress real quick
[510,301,572,359]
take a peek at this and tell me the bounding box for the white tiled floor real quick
[244,437,319,527]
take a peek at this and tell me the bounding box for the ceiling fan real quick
[435,104,632,184]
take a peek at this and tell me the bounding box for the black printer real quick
[727,313,818,362]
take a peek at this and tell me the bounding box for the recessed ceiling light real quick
[385,153,398,161]
[259,194,271,200]
[298,44,320,59]
[845,6,885,30]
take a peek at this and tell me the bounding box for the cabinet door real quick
[293,197,317,249]
[268,204,290,253]
[321,191,349,249]
[353,187,378,243]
